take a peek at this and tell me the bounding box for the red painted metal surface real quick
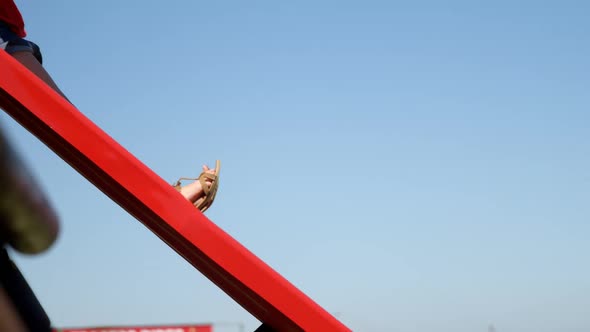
[54,324,213,332]
[0,50,351,332]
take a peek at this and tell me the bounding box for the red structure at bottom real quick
[54,324,213,332]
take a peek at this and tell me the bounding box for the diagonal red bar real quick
[0,50,351,332]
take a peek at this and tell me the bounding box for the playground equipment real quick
[0,50,351,332]
[53,324,214,332]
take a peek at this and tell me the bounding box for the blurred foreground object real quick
[0,126,59,254]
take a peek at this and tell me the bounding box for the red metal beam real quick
[0,50,350,332]
[53,323,213,332]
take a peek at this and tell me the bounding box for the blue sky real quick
[2,1,589,331]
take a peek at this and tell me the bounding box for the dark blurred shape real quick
[0,248,52,331]
[0,125,59,254]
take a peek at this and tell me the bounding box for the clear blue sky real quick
[2,1,589,332]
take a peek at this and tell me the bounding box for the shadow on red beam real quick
[0,50,351,332]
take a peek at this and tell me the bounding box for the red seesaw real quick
[0,49,351,332]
